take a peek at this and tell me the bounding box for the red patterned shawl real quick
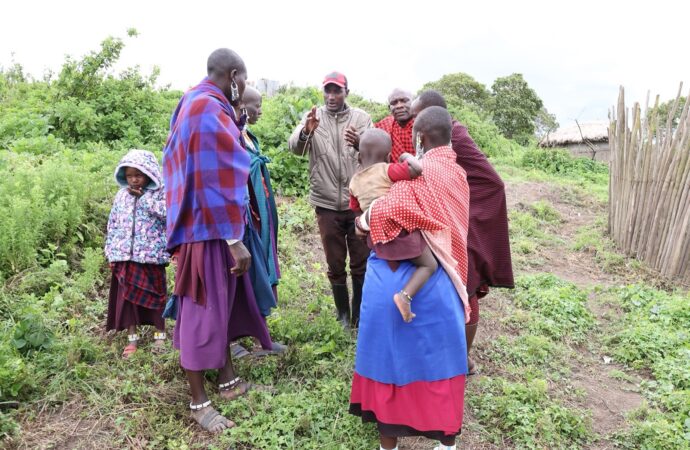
[369,146,471,320]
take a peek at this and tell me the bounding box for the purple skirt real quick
[172,239,273,371]
[106,271,165,331]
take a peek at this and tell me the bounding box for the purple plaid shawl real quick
[163,78,250,251]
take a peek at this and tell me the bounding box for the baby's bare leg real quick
[393,247,437,322]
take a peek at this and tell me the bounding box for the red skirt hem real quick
[349,372,465,435]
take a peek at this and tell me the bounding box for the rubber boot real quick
[351,276,364,328]
[331,284,350,329]
[465,323,478,375]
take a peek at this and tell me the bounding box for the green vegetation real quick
[512,274,595,343]
[572,217,629,273]
[603,285,690,449]
[468,275,596,448]
[508,200,562,268]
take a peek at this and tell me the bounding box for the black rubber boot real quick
[331,283,350,329]
[350,277,364,328]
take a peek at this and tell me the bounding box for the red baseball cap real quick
[322,71,348,89]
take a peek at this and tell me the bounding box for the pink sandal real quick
[122,334,138,358]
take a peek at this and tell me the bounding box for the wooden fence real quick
[609,85,690,284]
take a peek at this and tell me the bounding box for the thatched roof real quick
[540,121,609,146]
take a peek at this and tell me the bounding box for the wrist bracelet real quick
[299,129,310,141]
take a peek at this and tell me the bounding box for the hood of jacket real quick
[114,149,163,190]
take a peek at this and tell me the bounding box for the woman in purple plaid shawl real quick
[163,49,274,433]
[105,149,169,358]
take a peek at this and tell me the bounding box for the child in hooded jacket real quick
[104,149,169,358]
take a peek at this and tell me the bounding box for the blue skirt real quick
[355,254,468,386]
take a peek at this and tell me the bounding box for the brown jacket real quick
[289,105,372,211]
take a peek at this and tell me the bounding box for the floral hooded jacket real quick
[104,149,169,265]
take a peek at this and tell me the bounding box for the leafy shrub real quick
[521,147,608,182]
[0,339,34,399]
[0,149,118,276]
[449,105,522,158]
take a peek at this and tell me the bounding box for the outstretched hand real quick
[228,241,251,276]
[304,106,320,135]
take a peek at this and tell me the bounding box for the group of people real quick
[102,47,514,449]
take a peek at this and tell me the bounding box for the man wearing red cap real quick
[289,72,372,329]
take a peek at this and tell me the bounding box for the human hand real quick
[128,187,144,197]
[303,106,320,135]
[344,126,360,148]
[228,241,251,276]
[354,216,369,239]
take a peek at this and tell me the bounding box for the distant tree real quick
[535,107,559,140]
[655,96,686,131]
[347,93,389,123]
[421,72,491,113]
[490,73,543,144]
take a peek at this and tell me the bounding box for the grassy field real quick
[2,148,688,450]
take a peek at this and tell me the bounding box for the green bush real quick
[0,149,117,276]
[0,34,179,154]
[449,105,522,158]
[521,147,608,183]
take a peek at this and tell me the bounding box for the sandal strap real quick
[189,399,211,411]
[153,332,166,340]
[218,377,241,391]
[127,334,139,342]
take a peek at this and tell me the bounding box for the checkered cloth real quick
[163,78,250,250]
[375,115,415,162]
[112,261,167,310]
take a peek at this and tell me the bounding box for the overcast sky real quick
[2,0,688,126]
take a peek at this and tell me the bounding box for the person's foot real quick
[253,341,288,357]
[122,334,138,358]
[218,377,252,401]
[468,357,477,376]
[151,332,166,354]
[230,342,250,359]
[393,293,416,323]
[190,404,234,433]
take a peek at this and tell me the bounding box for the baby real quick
[349,129,437,323]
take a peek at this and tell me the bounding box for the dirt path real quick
[500,181,643,449]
